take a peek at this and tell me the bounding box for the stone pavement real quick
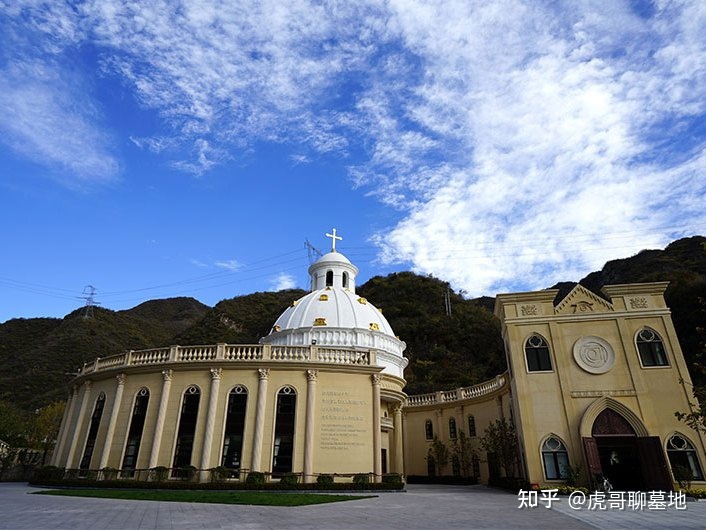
[0,482,703,529]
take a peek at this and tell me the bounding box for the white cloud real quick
[0,60,119,187]
[271,273,297,291]
[4,1,706,294]
[214,259,241,272]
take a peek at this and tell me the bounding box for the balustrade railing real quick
[75,343,382,375]
[405,374,508,407]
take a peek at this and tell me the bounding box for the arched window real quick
[636,328,669,367]
[667,434,704,480]
[468,415,476,437]
[79,393,106,471]
[272,386,296,473]
[221,385,248,472]
[425,419,434,440]
[525,334,552,372]
[542,436,569,480]
[452,454,461,476]
[122,388,150,476]
[449,418,457,439]
[342,271,349,288]
[472,454,481,478]
[325,270,334,287]
[172,385,201,473]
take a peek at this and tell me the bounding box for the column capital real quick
[162,369,173,382]
[371,373,381,385]
[116,373,127,386]
[306,369,318,382]
[392,403,403,414]
[258,368,270,381]
[84,380,93,390]
[210,367,222,380]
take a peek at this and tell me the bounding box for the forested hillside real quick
[1,236,704,413]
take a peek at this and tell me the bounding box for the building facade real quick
[52,237,706,489]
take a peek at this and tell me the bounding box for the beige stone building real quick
[53,234,706,489]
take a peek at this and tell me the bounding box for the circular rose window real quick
[573,336,615,374]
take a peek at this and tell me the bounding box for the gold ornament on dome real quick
[313,317,327,326]
[370,322,380,331]
[319,294,329,301]
[357,297,367,304]
[291,299,299,307]
[272,325,281,332]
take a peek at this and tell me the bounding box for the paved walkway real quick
[1,482,703,529]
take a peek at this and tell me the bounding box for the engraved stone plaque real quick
[573,336,615,374]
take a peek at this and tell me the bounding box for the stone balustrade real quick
[76,343,381,376]
[405,374,508,407]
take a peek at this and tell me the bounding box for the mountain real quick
[0,298,209,410]
[1,236,704,411]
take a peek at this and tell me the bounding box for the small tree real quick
[479,418,519,478]
[451,430,476,477]
[430,436,449,475]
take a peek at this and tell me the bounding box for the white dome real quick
[261,246,407,378]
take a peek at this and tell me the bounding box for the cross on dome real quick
[326,228,342,252]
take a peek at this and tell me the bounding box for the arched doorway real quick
[582,406,672,491]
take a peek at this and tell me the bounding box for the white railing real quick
[75,343,379,375]
[405,374,508,407]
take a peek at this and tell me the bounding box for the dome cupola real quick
[261,229,407,378]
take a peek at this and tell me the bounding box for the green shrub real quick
[382,473,403,485]
[316,474,334,486]
[209,466,230,483]
[245,471,266,485]
[683,488,706,499]
[280,472,299,485]
[33,466,65,481]
[178,465,198,481]
[151,466,169,482]
[101,467,118,480]
[353,473,370,485]
[553,485,589,495]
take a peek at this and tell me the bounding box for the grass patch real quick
[33,489,375,506]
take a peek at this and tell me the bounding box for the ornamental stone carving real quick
[210,368,222,380]
[629,297,648,309]
[573,336,615,374]
[520,304,538,316]
[258,368,270,380]
[161,369,173,382]
[306,369,318,382]
[371,374,381,385]
[116,373,127,386]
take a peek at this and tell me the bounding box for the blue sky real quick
[2,1,706,323]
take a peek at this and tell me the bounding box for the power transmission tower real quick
[81,285,101,319]
[304,239,322,265]
[444,288,452,317]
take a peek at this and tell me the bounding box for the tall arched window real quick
[541,436,569,480]
[468,415,476,437]
[636,328,669,367]
[221,385,248,472]
[667,434,703,480]
[525,334,552,372]
[449,418,457,439]
[122,388,150,476]
[272,386,296,473]
[172,385,201,472]
[342,272,349,288]
[79,392,106,470]
[325,270,334,287]
[425,419,434,440]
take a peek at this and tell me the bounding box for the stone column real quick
[303,369,318,483]
[148,370,173,469]
[199,368,222,481]
[65,380,92,469]
[250,368,270,472]
[371,374,382,482]
[52,385,77,466]
[98,373,126,470]
[392,403,404,475]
